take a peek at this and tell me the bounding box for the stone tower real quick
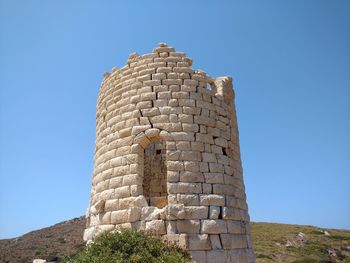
[84,43,255,263]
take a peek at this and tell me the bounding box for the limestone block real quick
[167,161,184,171]
[105,199,119,211]
[157,67,172,73]
[209,206,220,219]
[204,173,224,184]
[222,207,243,220]
[130,185,143,196]
[166,221,177,234]
[211,145,223,154]
[191,142,204,152]
[150,115,170,123]
[122,174,141,186]
[227,221,245,234]
[199,194,225,206]
[141,206,162,221]
[202,183,212,194]
[187,234,211,250]
[83,227,94,241]
[207,250,228,263]
[145,128,160,140]
[209,234,222,249]
[209,163,224,173]
[114,186,130,198]
[176,141,191,150]
[177,194,200,206]
[202,153,216,163]
[111,209,129,224]
[119,196,148,209]
[199,162,209,172]
[115,222,133,230]
[129,207,141,222]
[153,46,175,53]
[167,171,179,182]
[168,194,177,204]
[180,151,201,161]
[247,249,256,262]
[168,182,202,194]
[176,220,200,234]
[182,123,199,132]
[184,206,208,219]
[165,204,185,220]
[220,234,248,249]
[168,98,179,107]
[180,171,204,183]
[152,73,166,80]
[158,91,171,99]
[228,248,249,262]
[196,133,214,144]
[140,92,156,101]
[190,251,206,263]
[141,108,160,117]
[94,200,105,214]
[194,116,216,127]
[183,161,200,172]
[171,132,195,141]
[201,220,227,234]
[95,224,114,236]
[213,184,235,195]
[145,220,166,235]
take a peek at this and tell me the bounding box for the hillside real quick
[0,217,349,263]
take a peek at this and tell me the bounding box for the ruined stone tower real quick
[84,43,255,263]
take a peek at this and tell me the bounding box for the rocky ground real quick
[0,217,349,263]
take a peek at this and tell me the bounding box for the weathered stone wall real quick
[84,43,255,263]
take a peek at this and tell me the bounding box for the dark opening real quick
[143,141,168,208]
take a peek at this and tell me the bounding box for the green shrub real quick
[63,229,192,263]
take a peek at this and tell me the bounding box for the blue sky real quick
[0,0,349,239]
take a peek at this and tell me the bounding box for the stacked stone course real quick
[84,43,255,263]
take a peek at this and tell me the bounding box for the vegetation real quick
[63,229,191,263]
[252,222,350,262]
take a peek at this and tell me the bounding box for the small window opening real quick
[222,148,227,156]
[156,149,161,154]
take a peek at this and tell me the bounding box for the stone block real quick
[201,220,227,234]
[166,221,177,234]
[209,234,222,249]
[180,171,204,183]
[207,250,228,263]
[180,151,201,161]
[184,206,208,219]
[204,173,224,184]
[190,251,206,263]
[177,194,199,206]
[220,234,248,249]
[222,207,243,220]
[165,204,185,220]
[145,220,166,235]
[228,248,249,262]
[202,152,217,163]
[176,220,200,234]
[187,234,211,250]
[209,206,220,219]
[227,221,245,234]
[199,194,225,206]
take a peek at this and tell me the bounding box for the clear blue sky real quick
[0,0,349,239]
